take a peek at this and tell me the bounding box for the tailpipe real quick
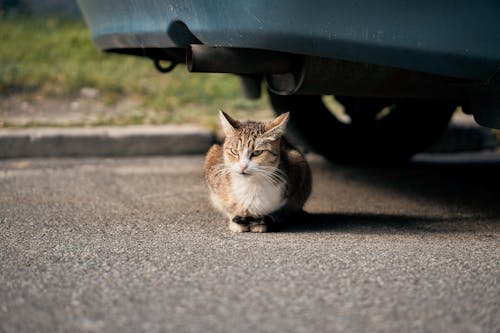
[187,44,294,74]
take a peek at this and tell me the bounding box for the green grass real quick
[0,17,269,128]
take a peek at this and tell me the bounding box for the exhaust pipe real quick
[187,44,294,74]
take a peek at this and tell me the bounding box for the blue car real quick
[77,0,500,162]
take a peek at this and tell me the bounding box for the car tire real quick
[268,91,456,164]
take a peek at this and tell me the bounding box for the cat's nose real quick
[239,164,248,174]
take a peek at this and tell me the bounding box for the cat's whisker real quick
[256,166,287,180]
[216,169,232,177]
[265,170,284,181]
[256,172,276,184]
[212,164,232,177]
[257,165,287,177]
[254,167,287,185]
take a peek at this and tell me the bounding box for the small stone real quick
[70,101,80,110]
[80,87,100,99]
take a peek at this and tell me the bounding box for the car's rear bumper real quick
[78,0,500,82]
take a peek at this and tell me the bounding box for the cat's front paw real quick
[249,215,282,233]
[230,215,275,233]
[248,216,270,233]
[232,216,254,225]
[229,221,250,233]
[249,222,268,233]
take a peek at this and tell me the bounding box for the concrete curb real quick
[0,125,216,158]
[0,116,496,159]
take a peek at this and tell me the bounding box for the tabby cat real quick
[205,111,311,232]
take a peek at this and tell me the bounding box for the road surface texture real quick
[1,154,499,333]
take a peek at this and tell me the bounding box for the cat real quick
[204,111,312,232]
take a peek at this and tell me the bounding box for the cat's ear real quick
[263,112,289,140]
[219,110,240,136]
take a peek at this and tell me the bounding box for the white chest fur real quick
[230,174,286,215]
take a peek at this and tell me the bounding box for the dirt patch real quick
[0,88,275,129]
[1,89,145,127]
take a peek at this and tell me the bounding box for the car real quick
[77,0,500,163]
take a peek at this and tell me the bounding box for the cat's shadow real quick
[280,155,500,234]
[284,212,486,234]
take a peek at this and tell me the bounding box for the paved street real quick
[0,154,499,332]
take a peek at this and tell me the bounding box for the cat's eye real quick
[229,148,239,156]
[251,150,264,157]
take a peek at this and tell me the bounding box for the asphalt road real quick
[0,153,499,333]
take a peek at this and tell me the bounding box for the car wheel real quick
[268,91,456,164]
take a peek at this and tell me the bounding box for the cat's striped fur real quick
[205,111,311,232]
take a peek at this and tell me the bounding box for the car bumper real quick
[78,0,500,82]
